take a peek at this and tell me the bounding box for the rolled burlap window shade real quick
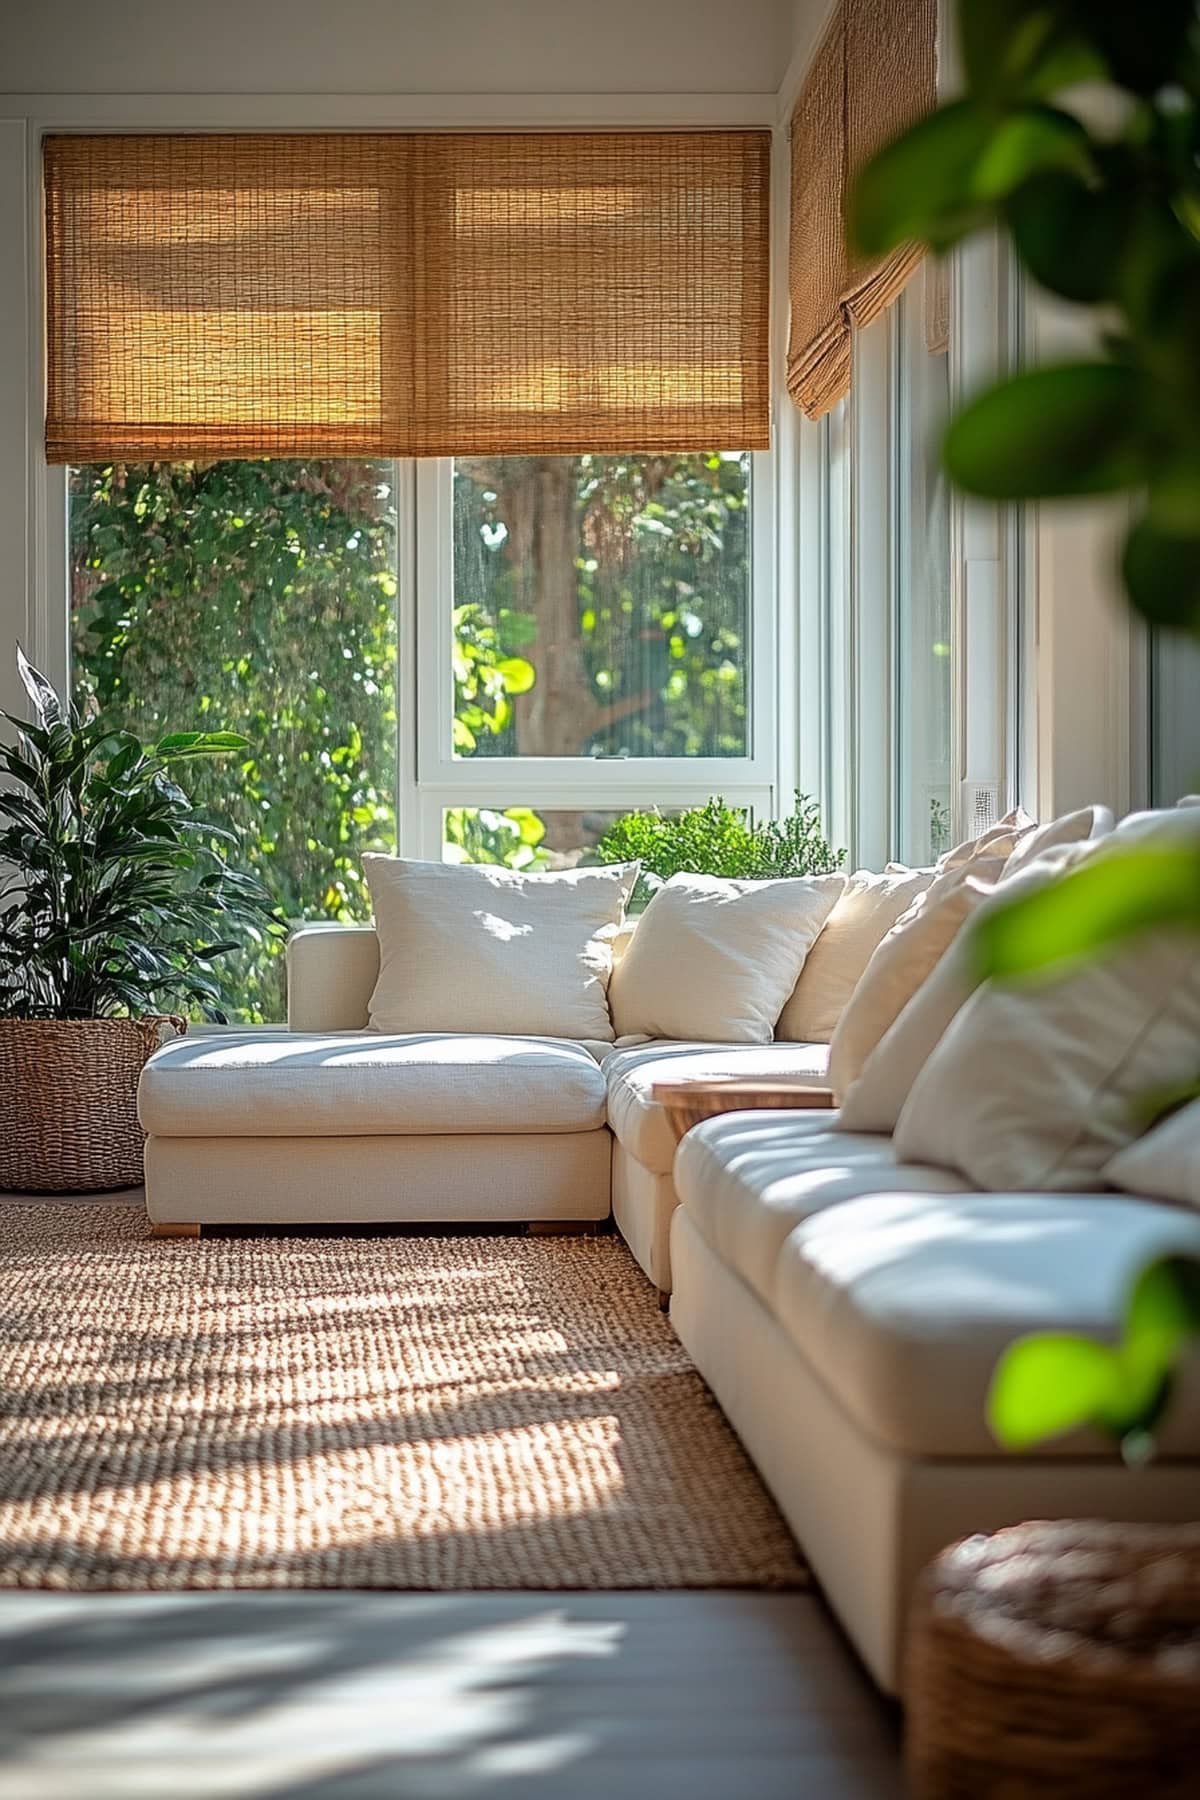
[787,0,937,420]
[44,130,771,464]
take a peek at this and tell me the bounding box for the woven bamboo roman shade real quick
[787,0,937,419]
[44,131,771,463]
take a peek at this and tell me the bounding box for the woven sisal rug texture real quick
[0,1206,809,1592]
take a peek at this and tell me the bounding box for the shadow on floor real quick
[0,1589,901,1799]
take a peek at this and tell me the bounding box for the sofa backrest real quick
[288,916,641,1032]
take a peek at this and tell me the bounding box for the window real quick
[69,448,767,1017]
[894,277,952,863]
[443,807,629,870]
[418,448,772,876]
[452,454,751,762]
[837,263,953,870]
[69,459,399,1022]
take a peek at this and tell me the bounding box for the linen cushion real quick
[835,919,983,1134]
[827,855,1009,1101]
[895,807,1200,1191]
[771,1185,1200,1459]
[605,1038,832,1175]
[609,871,846,1044]
[139,1030,609,1136]
[776,865,935,1043]
[674,1111,1200,1460]
[362,855,637,1041]
[1000,803,1113,878]
[674,1111,974,1319]
[1105,1098,1200,1210]
[938,804,1035,871]
[837,834,1108,1134]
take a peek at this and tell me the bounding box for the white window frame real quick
[821,241,1027,872]
[52,444,779,868]
[406,450,779,860]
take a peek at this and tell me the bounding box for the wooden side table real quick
[652,1076,836,1145]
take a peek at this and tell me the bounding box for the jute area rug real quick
[0,1206,809,1593]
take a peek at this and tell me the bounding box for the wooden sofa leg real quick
[150,1222,201,1239]
[657,1287,670,1313]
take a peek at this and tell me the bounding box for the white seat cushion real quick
[674,1111,970,1306]
[674,1112,1200,1460]
[605,1040,831,1176]
[773,1189,1200,1459]
[139,1031,608,1137]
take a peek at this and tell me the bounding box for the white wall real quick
[1027,291,1142,820]
[5,1,798,97]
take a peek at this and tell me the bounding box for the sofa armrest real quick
[286,924,380,1031]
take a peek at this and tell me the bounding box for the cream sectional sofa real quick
[139,921,832,1280]
[137,850,1200,1702]
[667,1110,1200,1692]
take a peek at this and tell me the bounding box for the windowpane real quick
[452,453,751,759]
[69,459,399,1023]
[443,806,631,870]
[896,276,953,863]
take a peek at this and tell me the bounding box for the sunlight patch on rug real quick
[0,1207,809,1591]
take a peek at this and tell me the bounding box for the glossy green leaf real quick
[1122,517,1200,633]
[0,650,279,1021]
[943,363,1151,500]
[988,1333,1122,1450]
[1126,1256,1200,1356]
[958,0,1103,102]
[972,107,1094,199]
[1083,0,1198,96]
[17,644,66,730]
[849,102,995,258]
[972,845,1200,980]
[1005,173,1128,304]
[154,730,252,758]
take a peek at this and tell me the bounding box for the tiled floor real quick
[0,1190,903,1799]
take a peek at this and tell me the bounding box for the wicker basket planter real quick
[906,1519,1200,1798]
[0,1016,185,1194]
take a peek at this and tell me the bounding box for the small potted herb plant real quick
[595,792,845,912]
[0,648,277,1193]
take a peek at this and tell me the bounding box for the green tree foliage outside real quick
[70,452,753,1019]
[70,460,400,1022]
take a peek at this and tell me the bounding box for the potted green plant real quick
[595,792,844,912]
[0,647,278,1193]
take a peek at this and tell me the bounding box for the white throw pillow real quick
[827,852,1011,1100]
[362,856,639,1042]
[1000,803,1113,878]
[938,805,1035,872]
[837,837,1103,1133]
[776,865,935,1043]
[1104,1098,1200,1210]
[609,871,846,1044]
[894,808,1200,1191]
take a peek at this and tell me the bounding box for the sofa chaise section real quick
[668,1110,1200,1695]
[140,1029,611,1229]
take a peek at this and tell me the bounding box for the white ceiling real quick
[3,0,827,97]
